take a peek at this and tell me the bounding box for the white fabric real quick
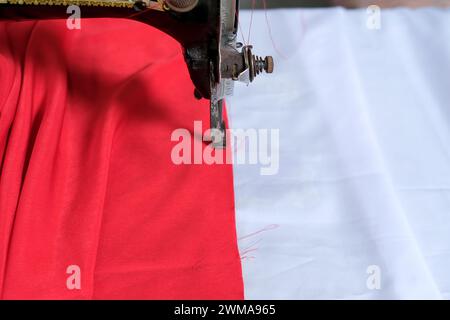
[229,7,450,299]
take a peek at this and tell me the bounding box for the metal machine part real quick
[165,0,200,12]
[0,0,274,148]
[209,0,274,147]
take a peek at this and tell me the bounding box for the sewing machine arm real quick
[0,0,273,147]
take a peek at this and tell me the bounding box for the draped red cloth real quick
[0,18,243,299]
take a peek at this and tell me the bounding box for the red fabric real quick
[0,19,243,299]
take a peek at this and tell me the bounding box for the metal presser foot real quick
[209,46,275,148]
[210,99,226,148]
[208,1,275,148]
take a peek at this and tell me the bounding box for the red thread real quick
[262,0,307,60]
[238,224,279,241]
[239,225,279,260]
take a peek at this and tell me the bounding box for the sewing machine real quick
[0,0,274,147]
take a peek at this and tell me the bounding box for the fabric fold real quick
[0,19,243,299]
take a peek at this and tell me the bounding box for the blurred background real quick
[240,0,450,8]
